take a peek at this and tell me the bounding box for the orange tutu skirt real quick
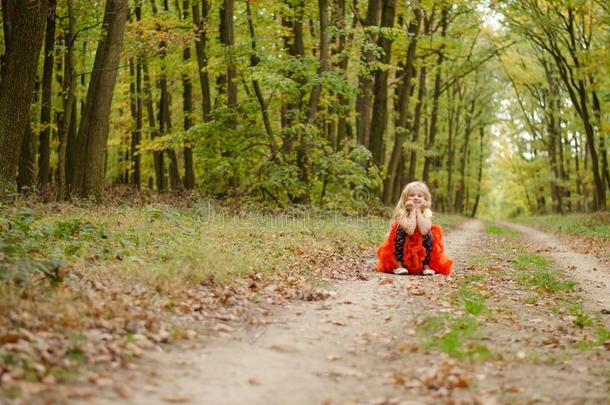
[376,222,453,275]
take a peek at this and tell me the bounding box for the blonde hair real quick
[393,181,433,221]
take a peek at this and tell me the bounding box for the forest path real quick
[72,221,482,405]
[66,220,610,405]
[499,222,610,318]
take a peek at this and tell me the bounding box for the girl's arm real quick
[415,207,432,235]
[399,209,417,235]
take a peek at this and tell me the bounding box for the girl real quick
[376,181,453,275]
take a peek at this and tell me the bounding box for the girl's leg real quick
[393,226,409,274]
[422,233,435,275]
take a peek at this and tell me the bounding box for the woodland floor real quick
[22,218,609,405]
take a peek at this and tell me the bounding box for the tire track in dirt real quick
[68,220,484,405]
[500,222,610,316]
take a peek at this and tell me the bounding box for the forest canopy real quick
[0,0,608,217]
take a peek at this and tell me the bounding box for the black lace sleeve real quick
[394,225,407,266]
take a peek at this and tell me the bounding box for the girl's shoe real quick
[393,267,409,275]
[422,266,435,276]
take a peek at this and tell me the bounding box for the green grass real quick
[516,213,610,239]
[418,314,494,361]
[569,305,595,329]
[453,286,490,316]
[514,254,575,293]
[0,202,391,290]
[0,202,466,291]
[485,224,520,236]
[433,213,469,230]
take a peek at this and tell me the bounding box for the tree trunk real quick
[142,62,165,191]
[73,0,129,199]
[546,71,563,213]
[454,98,475,214]
[129,57,142,190]
[592,91,610,191]
[407,65,427,182]
[246,0,278,159]
[330,0,350,150]
[38,0,57,191]
[57,0,75,200]
[219,0,237,106]
[422,7,447,184]
[192,0,211,120]
[355,0,381,149]
[470,130,484,218]
[382,8,420,204]
[308,0,331,123]
[182,0,195,189]
[0,0,48,196]
[157,0,181,191]
[368,0,396,168]
[446,83,463,212]
[17,121,36,192]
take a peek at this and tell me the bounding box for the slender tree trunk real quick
[142,62,165,191]
[157,0,181,191]
[454,98,475,214]
[145,0,167,192]
[308,0,331,123]
[330,0,350,150]
[407,65,427,182]
[246,0,278,159]
[446,83,463,212]
[592,91,610,191]
[181,0,195,189]
[38,0,57,191]
[0,0,48,196]
[219,0,237,106]
[355,0,380,149]
[57,0,75,200]
[470,126,485,218]
[368,0,396,168]
[382,8,420,204]
[73,0,129,199]
[128,57,142,189]
[192,0,211,120]
[422,7,447,184]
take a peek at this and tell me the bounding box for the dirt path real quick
[501,222,610,316]
[55,220,610,405]
[65,221,482,405]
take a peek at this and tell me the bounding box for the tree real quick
[0,0,48,197]
[73,0,129,199]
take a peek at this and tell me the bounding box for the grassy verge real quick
[514,212,610,239]
[0,201,468,399]
[0,201,401,397]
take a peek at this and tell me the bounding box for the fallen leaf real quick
[393,373,406,385]
[212,323,235,333]
[163,395,192,403]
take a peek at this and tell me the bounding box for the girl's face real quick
[406,188,427,206]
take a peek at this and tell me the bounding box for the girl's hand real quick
[420,200,430,209]
[405,198,414,209]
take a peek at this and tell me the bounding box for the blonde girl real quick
[376,181,453,276]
